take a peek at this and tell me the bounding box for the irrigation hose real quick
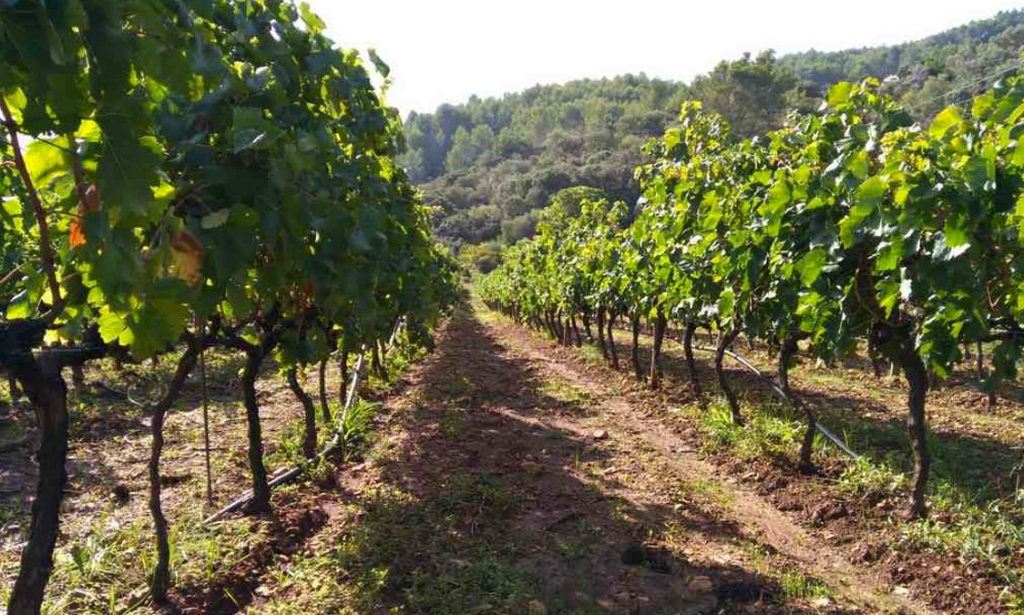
[686,342,860,459]
[606,319,860,460]
[203,319,404,524]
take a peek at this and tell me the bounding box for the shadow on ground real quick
[330,306,819,614]
[594,326,1024,505]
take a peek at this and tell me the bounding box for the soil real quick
[2,298,1009,613]
[247,304,938,613]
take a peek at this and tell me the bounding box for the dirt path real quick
[248,304,936,614]
[484,311,936,615]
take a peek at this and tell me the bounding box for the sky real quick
[308,0,1024,116]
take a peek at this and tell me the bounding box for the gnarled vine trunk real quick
[606,312,620,369]
[240,347,272,514]
[595,309,608,360]
[649,310,666,389]
[976,340,985,380]
[338,346,349,408]
[975,341,998,409]
[7,357,69,615]
[287,367,318,459]
[778,334,815,471]
[317,358,330,423]
[7,375,19,401]
[901,346,930,519]
[630,314,643,381]
[715,328,742,425]
[70,363,85,390]
[683,322,704,406]
[867,334,885,379]
[877,324,931,518]
[372,341,389,381]
[148,342,200,602]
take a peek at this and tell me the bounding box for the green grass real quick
[682,398,817,462]
[683,477,736,509]
[539,378,590,406]
[835,440,1024,608]
[0,495,259,614]
[677,391,1024,608]
[258,480,536,614]
[577,344,606,366]
[898,486,1024,605]
[338,400,380,456]
[364,346,420,393]
[0,414,24,449]
[778,568,832,601]
[745,544,833,604]
[836,457,907,499]
[1,327,430,614]
[439,406,464,438]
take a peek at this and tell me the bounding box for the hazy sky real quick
[308,0,1024,115]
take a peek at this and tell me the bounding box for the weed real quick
[258,482,534,614]
[694,400,807,461]
[578,344,606,365]
[440,406,464,438]
[684,478,735,508]
[745,544,832,604]
[837,457,907,499]
[338,400,380,460]
[540,378,590,405]
[778,567,831,601]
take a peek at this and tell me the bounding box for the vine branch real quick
[0,98,62,306]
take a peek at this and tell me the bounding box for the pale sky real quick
[309,0,1024,116]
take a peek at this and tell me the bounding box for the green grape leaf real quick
[201,209,231,229]
[930,107,962,139]
[796,248,828,286]
[368,49,391,79]
[827,82,853,106]
[97,310,127,344]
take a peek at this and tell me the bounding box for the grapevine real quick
[0,1,456,612]
[481,73,1024,519]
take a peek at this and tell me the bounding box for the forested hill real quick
[402,76,691,251]
[781,8,1024,117]
[404,9,1024,262]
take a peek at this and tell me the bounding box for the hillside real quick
[405,9,1024,258]
[401,75,689,252]
[782,8,1024,116]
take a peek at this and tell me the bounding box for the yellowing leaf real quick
[170,229,204,285]
[69,218,86,248]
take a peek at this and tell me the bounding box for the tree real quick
[689,51,800,138]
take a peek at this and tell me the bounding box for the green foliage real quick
[338,400,380,459]
[0,2,459,609]
[481,69,1024,519]
[685,401,808,461]
[689,51,806,138]
[261,483,534,614]
[458,241,502,274]
[407,75,687,247]
[413,11,1024,252]
[782,9,1024,119]
[1,0,459,366]
[837,458,908,499]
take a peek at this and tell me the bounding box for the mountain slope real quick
[404,10,1024,256]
